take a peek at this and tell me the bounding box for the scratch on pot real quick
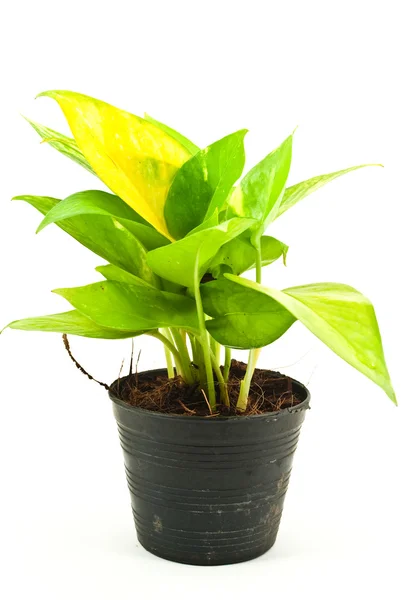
[153,515,163,533]
[276,471,287,492]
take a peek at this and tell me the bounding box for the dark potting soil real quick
[110,360,303,417]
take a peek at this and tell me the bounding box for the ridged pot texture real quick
[110,369,310,566]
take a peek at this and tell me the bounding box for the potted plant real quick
[2,91,396,566]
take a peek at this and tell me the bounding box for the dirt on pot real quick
[110,360,303,416]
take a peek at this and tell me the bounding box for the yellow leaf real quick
[37,90,191,239]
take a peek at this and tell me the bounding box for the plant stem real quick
[171,328,194,384]
[147,330,185,377]
[223,347,232,382]
[237,348,261,411]
[210,349,230,407]
[190,334,206,388]
[237,237,263,411]
[194,251,216,411]
[164,348,175,378]
[255,235,262,283]
[160,328,175,378]
[163,327,181,377]
[210,337,221,368]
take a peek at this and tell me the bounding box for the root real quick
[62,334,109,390]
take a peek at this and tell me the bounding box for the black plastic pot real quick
[109,369,310,566]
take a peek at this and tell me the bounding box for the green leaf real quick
[36,189,147,231]
[209,235,288,278]
[227,275,397,404]
[147,218,255,288]
[228,134,293,233]
[35,190,169,251]
[164,130,247,239]
[276,164,382,219]
[4,310,140,339]
[144,113,200,155]
[38,90,192,239]
[186,210,220,235]
[53,281,199,332]
[201,278,295,348]
[96,262,184,295]
[95,264,151,286]
[24,117,96,175]
[13,195,158,285]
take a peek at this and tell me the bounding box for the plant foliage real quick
[2,90,396,410]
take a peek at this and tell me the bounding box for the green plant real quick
[2,91,396,410]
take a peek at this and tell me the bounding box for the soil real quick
[110,360,304,417]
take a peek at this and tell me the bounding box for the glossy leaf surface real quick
[95,264,151,286]
[165,130,247,238]
[13,195,158,284]
[25,117,95,175]
[147,218,255,287]
[276,164,381,219]
[227,275,397,403]
[201,278,295,347]
[144,113,200,155]
[209,235,288,278]
[38,90,192,238]
[35,190,169,250]
[5,310,139,339]
[228,134,292,233]
[54,281,199,332]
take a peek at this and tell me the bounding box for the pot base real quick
[137,534,277,566]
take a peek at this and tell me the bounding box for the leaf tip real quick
[362,163,384,169]
[51,287,64,297]
[94,266,107,278]
[35,220,46,234]
[387,387,398,406]
[36,90,56,100]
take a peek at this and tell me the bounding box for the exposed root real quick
[62,334,109,390]
[177,399,196,415]
[200,388,213,415]
[129,339,134,377]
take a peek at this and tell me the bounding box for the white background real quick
[1,1,400,598]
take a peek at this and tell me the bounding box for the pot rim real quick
[108,368,311,423]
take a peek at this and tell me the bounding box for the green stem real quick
[237,348,261,411]
[223,347,232,382]
[164,348,175,378]
[191,335,207,389]
[211,337,221,368]
[237,237,263,411]
[160,328,175,378]
[163,327,182,377]
[255,235,262,284]
[194,251,216,411]
[171,329,194,384]
[189,333,198,364]
[210,349,229,407]
[147,331,185,377]
[188,334,201,384]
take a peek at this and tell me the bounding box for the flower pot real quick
[109,368,310,566]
